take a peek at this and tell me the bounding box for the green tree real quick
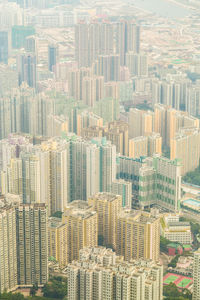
[168,255,180,268]
[160,236,171,253]
[163,283,192,299]
[30,283,38,297]
[0,293,25,300]
[42,277,67,299]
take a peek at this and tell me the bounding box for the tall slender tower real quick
[88,192,122,249]
[193,249,200,300]
[16,203,48,286]
[116,21,140,66]
[75,22,89,68]
[17,53,37,88]
[0,31,9,64]
[0,196,18,293]
[62,200,98,263]
[48,44,58,72]
[21,153,40,204]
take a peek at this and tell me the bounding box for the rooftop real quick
[64,200,97,219]
[90,192,121,202]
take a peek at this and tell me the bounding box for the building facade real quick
[67,247,163,300]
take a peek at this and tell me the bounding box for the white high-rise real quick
[193,249,200,300]
[21,153,41,204]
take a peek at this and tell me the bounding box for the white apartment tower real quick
[193,249,200,300]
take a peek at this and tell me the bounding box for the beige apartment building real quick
[148,133,162,156]
[62,200,98,263]
[129,108,153,138]
[88,192,122,249]
[129,136,148,158]
[171,128,200,175]
[82,120,129,156]
[0,195,18,293]
[105,120,129,156]
[117,209,160,262]
[48,217,68,267]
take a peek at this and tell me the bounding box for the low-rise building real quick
[161,214,192,245]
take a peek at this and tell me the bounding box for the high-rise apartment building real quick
[0,2,23,28]
[47,114,68,137]
[68,67,92,101]
[95,54,120,82]
[77,111,103,136]
[75,22,114,68]
[81,125,104,140]
[0,134,32,172]
[111,179,132,208]
[0,65,18,97]
[5,158,23,196]
[193,249,200,300]
[62,200,98,262]
[39,138,69,214]
[21,152,41,204]
[104,81,119,99]
[148,133,162,156]
[153,103,199,147]
[0,195,19,293]
[2,135,117,213]
[154,103,168,145]
[48,217,68,267]
[49,144,69,213]
[152,79,188,111]
[16,203,48,286]
[105,120,129,156]
[138,164,157,208]
[17,53,37,88]
[25,35,37,53]
[82,76,104,107]
[67,247,163,300]
[117,154,181,211]
[129,136,148,158]
[146,155,182,211]
[186,85,200,117]
[88,192,122,249]
[12,25,35,49]
[126,52,148,76]
[34,148,51,213]
[93,137,116,193]
[93,97,120,124]
[0,31,9,64]
[117,209,160,261]
[116,21,140,66]
[171,127,200,175]
[75,22,90,68]
[69,137,100,201]
[129,108,153,138]
[48,44,58,72]
[166,108,179,147]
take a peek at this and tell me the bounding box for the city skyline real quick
[0,0,200,299]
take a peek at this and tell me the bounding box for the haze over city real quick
[1,0,200,299]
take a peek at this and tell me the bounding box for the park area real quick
[163,273,193,289]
